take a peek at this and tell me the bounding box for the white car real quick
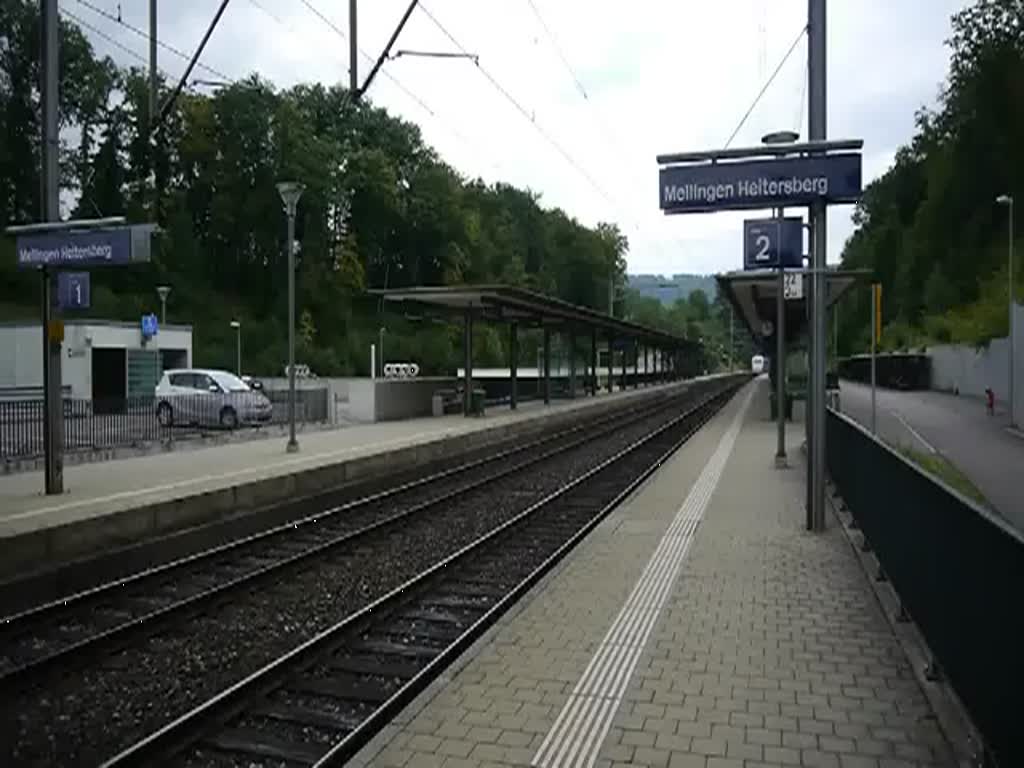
[155,368,272,429]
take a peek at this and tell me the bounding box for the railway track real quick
[0,384,708,688]
[99,380,742,767]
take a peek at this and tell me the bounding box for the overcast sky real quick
[69,0,969,276]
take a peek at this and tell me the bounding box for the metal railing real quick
[1,388,330,462]
[826,408,1024,768]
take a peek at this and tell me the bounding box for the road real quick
[839,380,1024,533]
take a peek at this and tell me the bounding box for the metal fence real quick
[826,408,1024,768]
[0,388,330,462]
[838,353,931,390]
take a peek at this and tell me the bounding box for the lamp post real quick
[156,285,172,325]
[379,327,386,377]
[997,194,1016,427]
[230,320,241,376]
[762,130,799,468]
[277,181,305,453]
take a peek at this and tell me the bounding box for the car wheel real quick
[157,402,174,427]
[219,406,238,430]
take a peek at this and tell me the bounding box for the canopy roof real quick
[371,285,698,350]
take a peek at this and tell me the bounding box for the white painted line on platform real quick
[0,429,455,523]
[532,385,754,768]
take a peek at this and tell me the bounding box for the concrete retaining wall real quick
[927,303,1024,422]
[348,377,458,422]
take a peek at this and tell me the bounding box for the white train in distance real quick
[751,355,766,374]
[383,362,420,378]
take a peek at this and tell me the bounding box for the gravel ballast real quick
[1,390,722,766]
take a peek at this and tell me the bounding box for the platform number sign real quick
[743,217,804,270]
[56,271,90,310]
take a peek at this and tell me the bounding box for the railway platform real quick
[0,380,695,579]
[352,379,957,768]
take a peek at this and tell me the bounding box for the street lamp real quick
[230,320,241,376]
[277,180,305,453]
[762,130,800,468]
[156,285,172,325]
[997,193,1015,427]
[378,327,386,377]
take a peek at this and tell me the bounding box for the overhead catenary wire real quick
[256,0,507,178]
[75,0,234,82]
[723,23,807,149]
[61,4,170,74]
[524,0,589,102]
[418,2,621,212]
[522,1,679,267]
[154,0,233,131]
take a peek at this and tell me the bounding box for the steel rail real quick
[99,380,744,767]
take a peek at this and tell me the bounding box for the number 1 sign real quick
[56,271,91,310]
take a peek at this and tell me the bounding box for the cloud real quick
[72,0,969,275]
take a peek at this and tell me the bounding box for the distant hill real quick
[627,274,717,306]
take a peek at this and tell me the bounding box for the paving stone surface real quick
[350,380,955,768]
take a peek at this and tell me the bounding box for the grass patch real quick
[894,444,990,507]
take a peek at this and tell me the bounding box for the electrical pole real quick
[149,0,158,123]
[40,0,63,495]
[808,0,827,531]
[349,0,358,93]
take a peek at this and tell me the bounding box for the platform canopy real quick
[370,284,697,351]
[716,268,869,345]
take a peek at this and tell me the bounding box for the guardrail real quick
[825,408,1024,768]
[1,388,330,462]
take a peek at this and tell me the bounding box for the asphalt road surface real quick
[839,380,1024,533]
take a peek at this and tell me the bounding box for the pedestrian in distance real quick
[985,387,995,416]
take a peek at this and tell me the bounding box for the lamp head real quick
[761,130,800,145]
[156,285,172,301]
[276,181,305,212]
[230,320,241,329]
[997,194,1013,206]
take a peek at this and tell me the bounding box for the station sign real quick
[743,217,803,269]
[16,225,156,268]
[56,271,90,310]
[659,153,862,214]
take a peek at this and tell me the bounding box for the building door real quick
[92,347,127,413]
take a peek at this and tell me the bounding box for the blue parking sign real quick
[141,313,159,338]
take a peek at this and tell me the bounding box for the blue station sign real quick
[16,227,151,268]
[744,217,804,270]
[659,153,862,214]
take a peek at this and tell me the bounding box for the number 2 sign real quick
[743,217,804,270]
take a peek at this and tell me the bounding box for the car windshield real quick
[210,372,250,392]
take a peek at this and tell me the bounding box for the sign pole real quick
[808,0,828,531]
[41,0,63,495]
[775,208,787,467]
